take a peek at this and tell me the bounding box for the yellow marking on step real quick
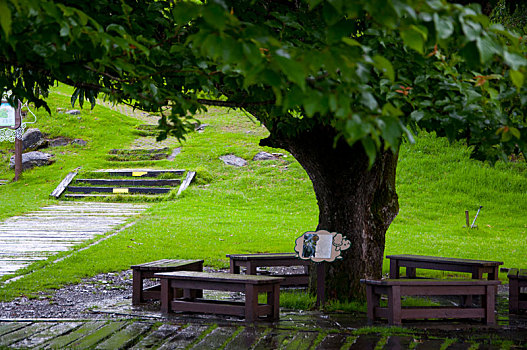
[113,188,129,194]
[132,171,147,177]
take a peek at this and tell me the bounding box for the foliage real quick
[0,0,526,163]
[491,0,527,35]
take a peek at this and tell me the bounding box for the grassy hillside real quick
[0,90,526,301]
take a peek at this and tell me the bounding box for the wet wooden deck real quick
[0,202,148,277]
[0,318,522,349]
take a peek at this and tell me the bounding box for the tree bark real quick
[261,125,399,300]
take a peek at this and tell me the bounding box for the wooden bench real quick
[130,259,203,305]
[508,268,527,314]
[387,254,503,280]
[227,253,310,286]
[155,271,284,321]
[361,279,500,326]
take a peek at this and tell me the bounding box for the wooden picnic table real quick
[386,254,503,280]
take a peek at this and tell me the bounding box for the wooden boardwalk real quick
[0,318,522,349]
[0,202,148,277]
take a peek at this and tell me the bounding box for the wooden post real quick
[316,263,325,308]
[13,100,22,182]
[465,210,470,227]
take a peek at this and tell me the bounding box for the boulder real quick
[220,154,247,167]
[22,128,47,151]
[10,151,54,170]
[253,151,279,161]
[72,139,87,146]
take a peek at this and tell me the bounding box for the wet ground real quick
[1,269,527,349]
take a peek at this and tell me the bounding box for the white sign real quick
[0,102,16,128]
[294,230,351,262]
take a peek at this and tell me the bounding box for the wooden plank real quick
[67,186,172,194]
[0,322,31,337]
[130,324,182,350]
[224,327,261,350]
[50,168,80,198]
[74,178,181,186]
[157,324,209,350]
[171,300,246,316]
[92,169,185,177]
[43,321,107,349]
[63,193,162,199]
[11,322,82,349]
[94,322,152,350]
[177,171,196,196]
[0,322,54,347]
[68,321,128,349]
[192,327,238,350]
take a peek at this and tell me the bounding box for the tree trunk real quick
[261,125,399,300]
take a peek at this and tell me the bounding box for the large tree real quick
[1,0,526,300]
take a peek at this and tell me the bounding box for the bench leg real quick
[389,260,399,279]
[365,285,379,324]
[245,284,258,322]
[132,269,142,306]
[160,278,172,314]
[388,286,402,326]
[509,278,519,314]
[406,267,416,278]
[268,283,280,321]
[484,285,496,325]
[229,259,240,274]
[246,261,257,275]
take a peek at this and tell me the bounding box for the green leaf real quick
[410,110,424,122]
[0,0,12,38]
[460,41,480,68]
[476,35,501,64]
[461,20,481,41]
[361,91,378,111]
[342,37,361,47]
[373,55,394,81]
[504,51,527,71]
[361,138,377,168]
[400,25,427,54]
[379,116,402,148]
[274,56,306,91]
[433,13,453,40]
[510,70,524,90]
[510,127,521,139]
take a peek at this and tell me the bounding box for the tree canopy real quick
[2,0,527,300]
[1,0,526,162]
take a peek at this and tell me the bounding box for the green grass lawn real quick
[0,90,526,302]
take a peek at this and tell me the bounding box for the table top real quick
[155,271,285,284]
[131,259,203,270]
[226,253,298,260]
[386,254,503,267]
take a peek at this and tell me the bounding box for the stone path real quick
[0,202,148,278]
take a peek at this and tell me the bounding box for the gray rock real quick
[72,139,87,146]
[65,109,81,115]
[220,154,247,167]
[253,151,279,161]
[10,151,54,170]
[49,137,71,147]
[22,128,47,151]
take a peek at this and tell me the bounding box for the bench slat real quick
[156,271,284,285]
[386,254,503,266]
[361,279,500,286]
[519,269,527,279]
